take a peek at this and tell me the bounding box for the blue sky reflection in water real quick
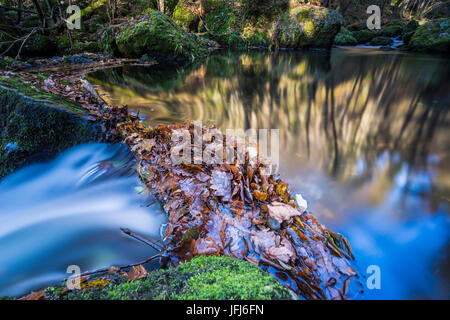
[0,143,166,297]
[89,47,450,299]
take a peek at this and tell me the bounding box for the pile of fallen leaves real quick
[118,120,363,300]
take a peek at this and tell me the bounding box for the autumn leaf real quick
[19,290,46,300]
[126,265,148,281]
[210,169,232,202]
[268,201,302,224]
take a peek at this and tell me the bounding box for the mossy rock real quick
[81,0,109,20]
[353,29,376,44]
[115,9,215,59]
[44,255,292,300]
[334,27,357,45]
[272,6,343,49]
[408,18,450,53]
[172,0,201,32]
[204,2,245,47]
[401,20,419,44]
[379,21,405,37]
[0,77,102,178]
[241,18,272,47]
[370,36,393,46]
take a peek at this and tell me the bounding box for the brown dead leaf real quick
[268,201,301,224]
[19,290,46,300]
[264,239,295,264]
[126,265,148,281]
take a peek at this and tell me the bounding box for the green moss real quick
[402,21,419,44]
[408,18,450,53]
[81,0,109,19]
[273,6,343,49]
[334,27,358,45]
[53,255,292,300]
[71,41,101,54]
[296,8,310,23]
[0,77,102,177]
[172,0,200,32]
[0,77,85,113]
[115,9,213,59]
[99,26,120,55]
[353,29,376,44]
[204,2,245,47]
[379,21,405,37]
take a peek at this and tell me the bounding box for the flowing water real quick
[87,48,450,299]
[0,143,166,297]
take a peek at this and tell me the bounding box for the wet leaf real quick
[210,169,232,202]
[268,201,302,224]
[19,290,46,300]
[253,190,268,201]
[126,265,148,281]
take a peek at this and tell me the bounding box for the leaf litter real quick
[8,59,363,300]
[117,120,363,300]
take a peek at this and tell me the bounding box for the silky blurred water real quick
[0,143,166,297]
[89,48,450,299]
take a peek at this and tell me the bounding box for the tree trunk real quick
[31,0,46,29]
[16,0,22,23]
[158,0,165,13]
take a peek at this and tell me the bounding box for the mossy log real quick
[0,78,102,177]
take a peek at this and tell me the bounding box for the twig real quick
[15,28,37,59]
[66,253,161,279]
[120,227,163,252]
[0,5,37,14]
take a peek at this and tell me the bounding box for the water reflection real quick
[89,48,450,299]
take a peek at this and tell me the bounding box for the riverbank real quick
[0,55,138,177]
[18,255,292,300]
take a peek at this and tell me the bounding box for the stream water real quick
[0,143,165,297]
[1,48,448,299]
[88,48,450,299]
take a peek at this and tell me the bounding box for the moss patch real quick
[204,2,245,47]
[115,9,215,60]
[334,27,358,45]
[0,77,102,177]
[47,255,292,300]
[272,6,343,49]
[353,29,376,44]
[172,0,201,32]
[408,18,450,53]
